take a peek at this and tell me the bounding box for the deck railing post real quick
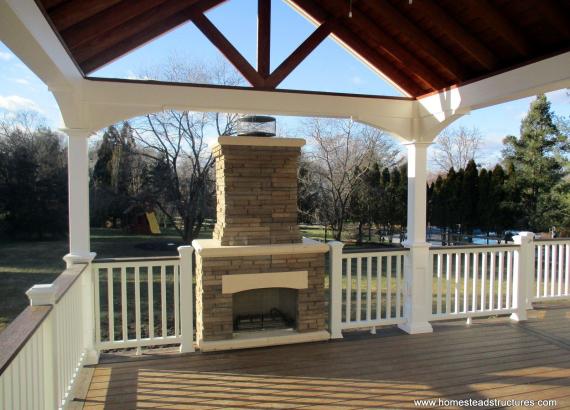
[511,232,534,321]
[64,254,99,365]
[27,284,59,409]
[178,246,195,353]
[328,241,345,339]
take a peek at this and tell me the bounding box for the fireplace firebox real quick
[233,288,297,331]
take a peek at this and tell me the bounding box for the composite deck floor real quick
[78,302,570,409]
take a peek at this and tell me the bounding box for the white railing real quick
[534,239,570,301]
[429,245,519,320]
[0,263,94,409]
[92,256,184,351]
[329,243,407,336]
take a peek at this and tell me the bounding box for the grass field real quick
[0,225,346,332]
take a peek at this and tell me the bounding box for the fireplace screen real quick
[233,288,297,331]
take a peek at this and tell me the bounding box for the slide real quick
[145,212,161,234]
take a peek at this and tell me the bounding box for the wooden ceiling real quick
[36,0,570,97]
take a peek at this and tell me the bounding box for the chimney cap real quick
[236,115,276,137]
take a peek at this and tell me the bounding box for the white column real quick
[511,232,534,321]
[328,241,345,339]
[63,129,94,263]
[398,141,433,334]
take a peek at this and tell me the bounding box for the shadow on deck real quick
[76,302,570,409]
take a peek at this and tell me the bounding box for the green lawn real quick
[0,225,334,332]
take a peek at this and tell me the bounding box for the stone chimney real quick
[212,137,304,246]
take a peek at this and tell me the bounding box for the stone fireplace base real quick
[192,238,329,351]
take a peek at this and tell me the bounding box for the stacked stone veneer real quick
[212,142,302,245]
[195,252,325,341]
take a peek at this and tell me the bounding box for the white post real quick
[178,246,195,353]
[63,128,93,262]
[328,241,344,339]
[26,284,59,409]
[398,142,433,334]
[511,232,534,321]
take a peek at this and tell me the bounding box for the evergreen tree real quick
[502,94,569,231]
[461,159,479,238]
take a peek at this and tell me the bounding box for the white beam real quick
[0,0,81,87]
[79,79,417,139]
[417,52,570,139]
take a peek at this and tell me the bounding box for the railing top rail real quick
[342,246,408,254]
[429,243,519,251]
[534,238,570,243]
[53,263,89,303]
[0,305,52,375]
[93,256,181,264]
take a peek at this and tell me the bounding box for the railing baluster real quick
[472,253,478,311]
[489,251,495,311]
[356,257,362,322]
[558,244,564,296]
[498,251,504,310]
[506,250,512,308]
[454,253,460,313]
[463,252,469,313]
[346,257,351,323]
[376,257,382,321]
[366,257,372,322]
[107,268,114,343]
[94,267,101,346]
[386,256,392,319]
[174,264,180,337]
[437,254,442,315]
[396,254,402,318]
[445,254,451,314]
[148,266,154,339]
[544,244,550,297]
[161,265,167,337]
[121,267,128,342]
[564,244,570,296]
[481,252,487,311]
[551,244,557,297]
[536,245,542,299]
[135,267,141,343]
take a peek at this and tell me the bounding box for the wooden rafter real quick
[257,0,271,79]
[337,1,445,91]
[77,0,225,74]
[62,0,174,51]
[534,1,570,39]
[467,0,529,56]
[361,0,464,81]
[409,0,497,70]
[192,13,265,88]
[48,0,122,31]
[288,0,423,96]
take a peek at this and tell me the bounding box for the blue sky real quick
[0,0,568,167]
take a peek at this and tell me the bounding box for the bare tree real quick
[302,118,396,240]
[432,126,483,172]
[130,57,243,242]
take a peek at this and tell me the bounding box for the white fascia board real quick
[0,0,82,87]
[80,78,416,138]
[418,52,570,119]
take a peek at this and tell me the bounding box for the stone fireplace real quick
[192,135,329,351]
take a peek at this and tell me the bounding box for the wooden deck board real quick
[77,302,570,409]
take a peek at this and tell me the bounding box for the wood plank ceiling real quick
[36,0,570,98]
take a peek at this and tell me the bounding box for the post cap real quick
[26,284,56,306]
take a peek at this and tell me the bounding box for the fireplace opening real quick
[233,288,297,332]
